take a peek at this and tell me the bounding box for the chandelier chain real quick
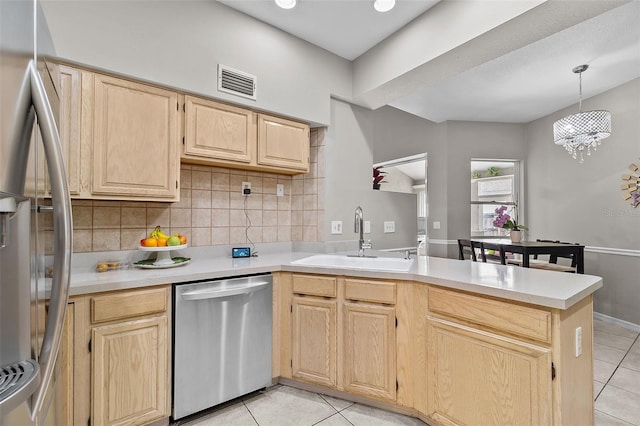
[578,71,583,112]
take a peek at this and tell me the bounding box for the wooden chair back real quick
[457,239,477,262]
[471,240,486,262]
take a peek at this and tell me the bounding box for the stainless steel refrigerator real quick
[0,0,73,424]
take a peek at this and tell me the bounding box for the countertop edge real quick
[68,254,603,311]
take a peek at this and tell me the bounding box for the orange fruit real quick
[157,237,168,247]
[142,237,158,247]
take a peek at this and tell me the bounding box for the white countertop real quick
[68,249,603,310]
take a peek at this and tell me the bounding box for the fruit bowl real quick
[138,244,188,252]
[135,244,189,268]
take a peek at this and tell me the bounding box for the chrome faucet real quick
[354,206,371,256]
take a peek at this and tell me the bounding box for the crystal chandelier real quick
[553,64,612,163]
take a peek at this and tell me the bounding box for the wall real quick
[41,1,351,126]
[366,106,527,257]
[444,121,527,257]
[46,130,324,253]
[525,77,640,324]
[323,99,417,252]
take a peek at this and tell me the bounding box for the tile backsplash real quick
[49,129,324,253]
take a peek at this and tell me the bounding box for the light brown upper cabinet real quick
[183,95,255,164]
[181,96,309,175]
[257,114,309,172]
[85,73,180,201]
[57,65,81,195]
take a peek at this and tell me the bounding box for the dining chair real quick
[457,239,477,262]
[471,240,485,262]
[520,239,578,273]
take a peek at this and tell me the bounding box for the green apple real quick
[167,235,181,246]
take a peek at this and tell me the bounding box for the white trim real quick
[594,312,640,333]
[427,239,457,245]
[413,242,640,256]
[585,246,640,257]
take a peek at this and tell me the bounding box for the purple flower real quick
[492,205,527,231]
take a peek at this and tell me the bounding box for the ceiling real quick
[218,0,640,124]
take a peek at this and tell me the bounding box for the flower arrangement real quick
[493,205,528,231]
[373,166,387,189]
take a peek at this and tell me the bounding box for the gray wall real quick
[444,121,527,257]
[323,99,417,253]
[525,77,640,325]
[366,107,527,257]
[323,101,528,257]
[41,0,351,126]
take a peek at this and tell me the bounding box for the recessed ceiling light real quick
[374,0,395,12]
[275,0,296,9]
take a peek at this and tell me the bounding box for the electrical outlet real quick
[276,184,284,197]
[241,181,251,195]
[433,221,441,230]
[331,221,342,234]
[384,221,395,233]
[575,326,582,357]
[364,221,371,234]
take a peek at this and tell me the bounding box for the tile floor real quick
[171,385,426,426]
[593,318,640,425]
[174,317,640,426]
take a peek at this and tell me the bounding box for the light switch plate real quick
[331,221,342,234]
[383,221,395,233]
[276,184,284,197]
[433,221,441,230]
[364,221,371,234]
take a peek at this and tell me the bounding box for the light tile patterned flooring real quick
[175,316,640,426]
[593,318,640,425]
[172,385,426,426]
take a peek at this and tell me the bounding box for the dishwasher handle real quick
[181,281,270,301]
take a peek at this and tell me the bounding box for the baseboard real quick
[594,311,640,332]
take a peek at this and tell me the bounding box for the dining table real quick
[470,238,585,274]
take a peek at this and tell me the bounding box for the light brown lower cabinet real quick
[274,272,595,426]
[92,316,169,426]
[426,317,552,425]
[279,273,398,403]
[343,302,396,401]
[291,296,337,387]
[70,285,171,426]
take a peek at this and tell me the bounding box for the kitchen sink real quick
[291,254,414,272]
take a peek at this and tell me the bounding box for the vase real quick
[510,230,522,243]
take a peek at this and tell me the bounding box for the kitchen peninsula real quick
[64,248,601,426]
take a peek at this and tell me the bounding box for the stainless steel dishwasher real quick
[172,274,272,420]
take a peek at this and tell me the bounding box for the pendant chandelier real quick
[553,64,612,163]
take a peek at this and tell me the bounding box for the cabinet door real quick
[91,74,179,200]
[343,302,396,401]
[257,114,309,171]
[291,296,337,387]
[92,315,169,426]
[184,95,255,163]
[426,318,552,426]
[58,65,81,195]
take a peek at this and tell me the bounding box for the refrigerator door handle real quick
[27,60,73,420]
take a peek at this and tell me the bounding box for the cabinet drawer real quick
[91,286,168,324]
[428,287,551,343]
[292,274,336,298]
[344,278,396,305]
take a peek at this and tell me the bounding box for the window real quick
[470,160,520,238]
